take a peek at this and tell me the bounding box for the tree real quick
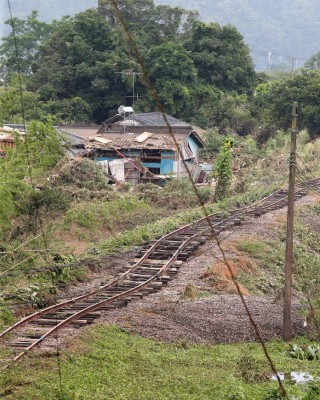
[97,0,198,46]
[305,51,320,70]
[28,9,132,122]
[252,70,320,138]
[0,120,64,234]
[185,21,256,94]
[214,137,233,201]
[0,81,44,124]
[0,11,53,77]
[0,1,257,127]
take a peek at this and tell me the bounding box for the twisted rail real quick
[1,177,319,368]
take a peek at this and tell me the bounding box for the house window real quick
[141,150,162,163]
[148,167,161,175]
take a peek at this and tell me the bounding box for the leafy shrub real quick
[4,284,55,308]
[289,344,320,360]
[304,382,320,400]
[65,196,152,231]
[135,179,213,210]
[181,284,197,300]
[237,354,269,383]
[262,388,282,400]
[202,128,225,156]
[214,139,233,200]
[19,187,71,216]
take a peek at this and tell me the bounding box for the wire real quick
[296,154,320,182]
[296,169,320,197]
[109,1,287,397]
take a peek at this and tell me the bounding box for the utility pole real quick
[283,101,298,342]
[290,57,297,77]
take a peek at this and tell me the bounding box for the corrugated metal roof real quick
[0,133,14,142]
[98,125,193,136]
[58,125,100,140]
[101,112,191,129]
[129,112,190,127]
[85,132,194,151]
[2,124,26,132]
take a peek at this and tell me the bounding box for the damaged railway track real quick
[1,177,319,369]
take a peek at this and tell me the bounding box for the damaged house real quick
[58,108,206,184]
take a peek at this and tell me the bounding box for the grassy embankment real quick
[1,325,320,399]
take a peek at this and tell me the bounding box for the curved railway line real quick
[1,177,320,369]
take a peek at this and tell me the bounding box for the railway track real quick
[1,177,319,369]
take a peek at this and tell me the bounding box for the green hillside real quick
[156,0,320,70]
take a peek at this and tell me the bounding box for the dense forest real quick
[2,0,320,70]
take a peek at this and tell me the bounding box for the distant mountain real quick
[0,0,97,36]
[156,0,320,70]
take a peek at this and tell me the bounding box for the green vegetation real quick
[0,2,320,397]
[234,204,320,335]
[65,197,153,230]
[0,120,64,233]
[0,166,287,326]
[213,138,233,201]
[252,70,320,138]
[289,344,320,361]
[2,1,320,138]
[1,325,320,399]
[0,0,256,128]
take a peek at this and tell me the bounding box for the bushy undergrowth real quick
[93,202,219,255]
[135,179,212,209]
[0,121,64,234]
[235,204,320,337]
[65,196,154,231]
[228,130,320,198]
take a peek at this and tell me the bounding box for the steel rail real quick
[0,213,226,339]
[1,177,319,368]
[2,217,226,367]
[12,228,208,363]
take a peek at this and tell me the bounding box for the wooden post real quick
[283,102,298,341]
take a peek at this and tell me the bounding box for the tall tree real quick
[186,21,256,93]
[0,11,53,77]
[28,9,132,122]
[252,70,320,138]
[97,0,198,46]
